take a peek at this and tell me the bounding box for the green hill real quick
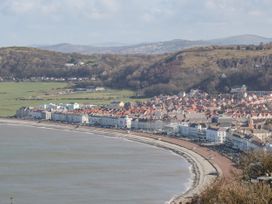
[0,44,272,96]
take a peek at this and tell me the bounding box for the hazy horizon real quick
[1,0,272,47]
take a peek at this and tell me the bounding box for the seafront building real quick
[16,88,272,152]
[206,127,227,144]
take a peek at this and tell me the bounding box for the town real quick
[16,86,272,157]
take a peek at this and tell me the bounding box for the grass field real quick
[0,82,142,117]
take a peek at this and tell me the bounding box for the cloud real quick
[1,0,35,14]
[0,0,120,19]
[0,0,62,16]
[248,10,264,17]
[0,0,272,46]
[141,7,173,23]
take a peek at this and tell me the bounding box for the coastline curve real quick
[0,118,220,204]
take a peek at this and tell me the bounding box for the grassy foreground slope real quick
[0,82,137,117]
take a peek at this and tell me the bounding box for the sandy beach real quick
[0,118,236,203]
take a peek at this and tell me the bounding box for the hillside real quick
[37,35,272,55]
[207,34,272,45]
[38,39,207,55]
[0,47,163,82]
[134,44,272,95]
[0,44,272,96]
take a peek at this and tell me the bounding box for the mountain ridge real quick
[35,34,272,55]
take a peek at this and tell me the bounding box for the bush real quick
[193,150,272,204]
[143,83,179,97]
[194,179,272,204]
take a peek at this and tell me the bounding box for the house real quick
[101,116,118,127]
[188,123,206,139]
[66,103,80,110]
[16,107,33,118]
[78,61,85,66]
[95,87,105,91]
[179,122,206,140]
[41,111,52,120]
[131,119,167,132]
[30,110,43,119]
[226,132,249,151]
[108,100,125,109]
[89,115,118,127]
[163,123,179,135]
[117,116,132,129]
[184,112,207,123]
[51,112,67,122]
[179,122,190,137]
[65,63,75,67]
[252,129,272,142]
[231,85,247,94]
[66,113,89,124]
[89,115,102,126]
[152,120,165,132]
[131,118,139,129]
[212,115,233,128]
[16,107,51,120]
[206,126,227,144]
[51,112,88,124]
[31,110,52,120]
[136,119,151,131]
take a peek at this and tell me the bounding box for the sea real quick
[0,124,192,204]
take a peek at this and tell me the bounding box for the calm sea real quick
[0,124,192,204]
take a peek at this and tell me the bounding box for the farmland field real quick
[0,82,141,117]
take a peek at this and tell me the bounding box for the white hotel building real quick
[206,127,227,144]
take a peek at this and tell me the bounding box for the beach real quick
[0,118,236,203]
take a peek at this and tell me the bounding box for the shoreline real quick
[0,118,235,203]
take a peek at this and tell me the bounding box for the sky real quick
[0,0,272,46]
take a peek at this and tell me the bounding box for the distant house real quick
[16,107,33,118]
[66,113,89,124]
[95,87,105,91]
[226,132,249,151]
[206,126,227,144]
[179,122,206,140]
[51,112,88,124]
[78,61,85,66]
[132,118,149,130]
[74,88,87,92]
[51,112,67,122]
[31,110,43,119]
[184,112,207,123]
[66,103,80,110]
[231,85,247,94]
[117,116,132,129]
[89,115,103,126]
[108,101,125,109]
[252,129,272,142]
[179,122,190,137]
[42,111,52,120]
[89,115,118,127]
[163,123,179,135]
[211,115,233,128]
[65,63,75,67]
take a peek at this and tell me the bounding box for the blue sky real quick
[0,0,272,46]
